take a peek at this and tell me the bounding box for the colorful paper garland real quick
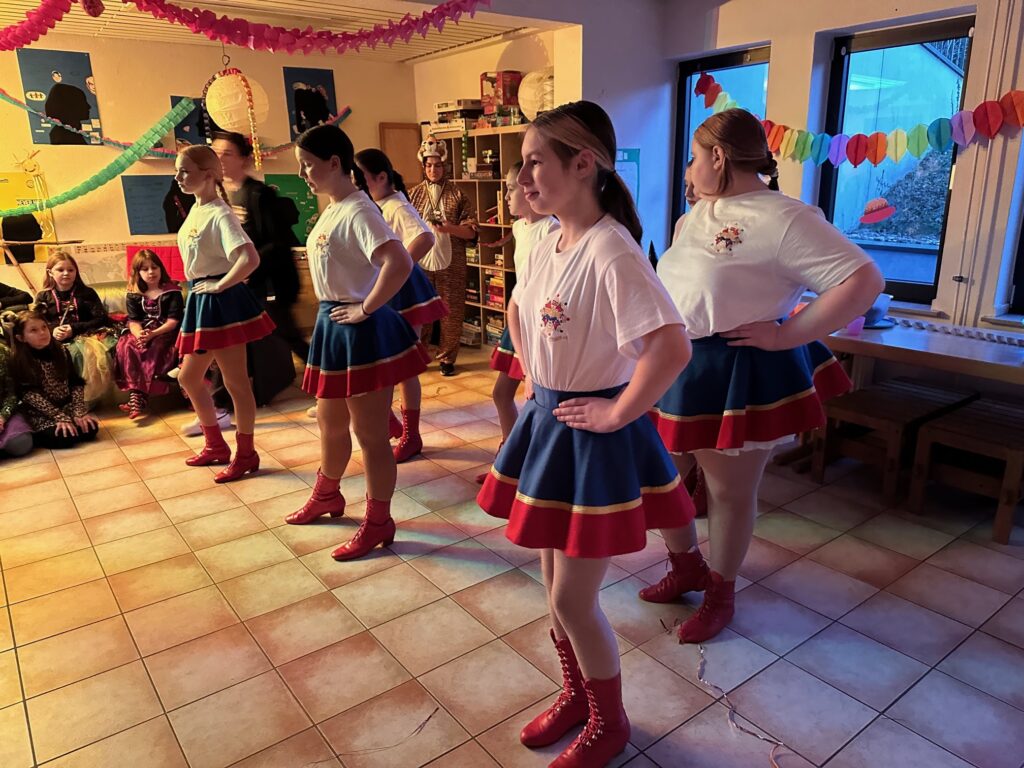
[0,0,72,52]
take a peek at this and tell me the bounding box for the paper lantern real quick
[928,118,953,152]
[973,101,1003,139]
[1000,90,1024,130]
[866,132,887,165]
[767,124,787,153]
[779,128,798,158]
[828,134,849,166]
[810,132,832,165]
[518,68,554,122]
[887,129,908,163]
[950,110,975,147]
[846,134,869,167]
[205,71,269,133]
[907,124,929,157]
[794,130,813,162]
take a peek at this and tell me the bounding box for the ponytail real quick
[760,155,780,191]
[351,164,368,194]
[392,170,407,197]
[215,180,229,204]
[598,169,643,244]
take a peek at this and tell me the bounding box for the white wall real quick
[0,33,417,243]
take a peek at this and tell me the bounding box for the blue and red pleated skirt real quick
[302,301,431,399]
[650,334,852,454]
[387,265,449,328]
[177,279,275,355]
[489,326,524,381]
[478,384,695,558]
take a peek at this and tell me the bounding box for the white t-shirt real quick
[512,216,560,275]
[306,191,400,303]
[378,192,430,250]
[177,198,252,280]
[512,216,684,392]
[657,190,873,339]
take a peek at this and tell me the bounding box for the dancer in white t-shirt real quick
[173,145,275,483]
[286,126,430,561]
[477,102,695,768]
[645,109,884,643]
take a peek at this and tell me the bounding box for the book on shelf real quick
[466,245,479,263]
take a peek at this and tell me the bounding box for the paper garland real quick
[0,0,72,52]
[696,71,1024,167]
[0,98,195,217]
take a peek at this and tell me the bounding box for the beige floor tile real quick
[107,553,213,612]
[219,559,325,620]
[0,703,34,768]
[82,502,172,545]
[420,640,556,736]
[320,680,468,768]
[437,390,492,408]
[849,514,955,560]
[447,419,503,443]
[64,463,141,497]
[373,598,495,676]
[19,616,139,697]
[938,631,1024,710]
[195,530,293,582]
[473,529,539,568]
[254,426,319,452]
[408,539,513,594]
[730,660,876,766]
[787,623,927,710]
[301,542,403,589]
[227,469,311,506]
[0,460,61,491]
[390,512,470,561]
[826,716,972,768]
[621,649,715,749]
[54,446,128,477]
[111,421,177,446]
[9,579,118,645]
[272,516,350,557]
[404,475,481,512]
[0,499,78,542]
[0,477,69,515]
[435,499,506,537]
[761,558,877,619]
[888,670,1024,768]
[131,449,197,481]
[145,624,271,710]
[125,586,239,656]
[808,534,918,589]
[757,471,818,508]
[841,591,972,665]
[598,576,698,647]
[27,661,162,763]
[394,457,452,490]
[421,409,479,431]
[451,569,550,635]
[982,595,1024,649]
[94,526,190,575]
[425,740,500,767]
[4,549,104,603]
[0,650,20,709]
[279,631,411,723]
[927,539,1024,595]
[645,702,814,768]
[248,488,317,527]
[730,585,830,655]
[159,486,245,524]
[783,488,879,532]
[333,562,444,628]
[176,506,265,550]
[40,716,188,768]
[752,510,843,555]
[74,481,156,519]
[168,671,311,768]
[888,563,1009,627]
[641,626,777,695]
[119,435,192,462]
[736,536,801,582]
[145,467,222,501]
[246,591,363,666]
[229,728,340,768]
[267,439,323,468]
[0,521,91,569]
[428,445,495,474]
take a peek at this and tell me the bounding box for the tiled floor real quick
[1,347,1023,767]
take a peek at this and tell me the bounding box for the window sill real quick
[888,300,948,319]
[980,314,1024,329]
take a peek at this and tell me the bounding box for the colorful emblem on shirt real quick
[710,224,743,253]
[186,226,201,246]
[540,294,570,340]
[313,232,330,259]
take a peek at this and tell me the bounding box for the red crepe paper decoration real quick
[950,110,976,147]
[761,119,775,138]
[694,73,713,96]
[703,82,723,109]
[846,134,869,167]
[1000,91,1024,129]
[80,0,104,17]
[767,124,787,153]
[0,0,73,51]
[866,132,887,166]
[973,100,1003,139]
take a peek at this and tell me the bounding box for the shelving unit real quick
[430,124,528,349]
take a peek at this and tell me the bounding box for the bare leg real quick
[317,397,352,480]
[550,551,618,680]
[212,344,256,434]
[397,376,422,412]
[659,452,698,553]
[492,373,521,441]
[177,352,216,425]
[540,548,568,639]
[349,387,397,501]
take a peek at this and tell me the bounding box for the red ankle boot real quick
[331,497,396,560]
[186,423,231,466]
[215,432,260,483]
[393,408,423,464]
[521,631,589,747]
[677,570,735,644]
[286,470,345,524]
[550,674,630,768]
[684,465,708,518]
[388,409,403,440]
[638,549,710,603]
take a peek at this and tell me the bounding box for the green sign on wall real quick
[265,173,319,244]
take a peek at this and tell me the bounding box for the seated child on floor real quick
[0,341,33,458]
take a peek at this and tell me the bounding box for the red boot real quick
[677,571,735,644]
[286,470,345,524]
[521,631,588,747]
[388,409,403,440]
[331,497,396,560]
[393,408,423,464]
[550,674,630,768]
[215,432,260,483]
[637,549,710,603]
[185,423,231,466]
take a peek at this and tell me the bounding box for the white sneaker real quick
[306,405,318,419]
[166,366,180,380]
[181,409,231,437]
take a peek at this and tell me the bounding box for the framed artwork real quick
[265,173,319,243]
[170,95,222,148]
[17,49,102,146]
[283,67,337,140]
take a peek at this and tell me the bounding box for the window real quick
[673,48,770,223]
[818,18,974,303]
[1012,223,1024,314]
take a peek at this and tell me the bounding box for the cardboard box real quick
[480,71,523,114]
[434,99,481,113]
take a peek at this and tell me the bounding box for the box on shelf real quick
[466,244,479,264]
[480,71,523,115]
[435,99,482,113]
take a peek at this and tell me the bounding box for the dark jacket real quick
[229,177,300,305]
[34,285,110,338]
[0,282,33,310]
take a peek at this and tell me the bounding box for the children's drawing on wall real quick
[283,67,337,140]
[170,96,222,149]
[17,49,102,146]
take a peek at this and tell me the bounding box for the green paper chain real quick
[0,98,195,217]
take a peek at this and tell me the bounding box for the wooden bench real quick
[909,398,1024,544]
[811,378,977,502]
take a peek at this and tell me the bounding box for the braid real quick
[215,180,229,204]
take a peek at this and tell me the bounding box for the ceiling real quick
[0,0,536,63]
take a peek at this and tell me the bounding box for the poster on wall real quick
[283,67,337,140]
[265,173,319,243]
[0,170,57,262]
[170,96,223,148]
[122,175,194,235]
[16,49,102,146]
[615,148,640,208]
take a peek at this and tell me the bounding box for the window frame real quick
[1011,222,1024,314]
[817,17,975,304]
[672,46,771,227]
